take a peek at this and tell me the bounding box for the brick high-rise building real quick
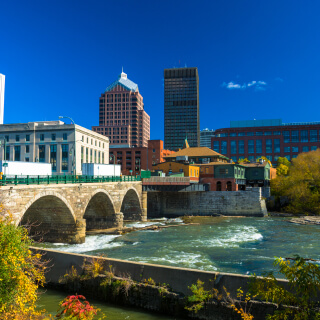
[164,67,200,150]
[92,70,150,147]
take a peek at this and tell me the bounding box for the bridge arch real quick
[19,191,79,243]
[83,189,117,230]
[121,187,143,221]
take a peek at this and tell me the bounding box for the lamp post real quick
[59,116,76,175]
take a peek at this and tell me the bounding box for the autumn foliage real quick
[271,150,320,215]
[0,205,46,319]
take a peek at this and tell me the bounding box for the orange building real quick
[152,161,200,183]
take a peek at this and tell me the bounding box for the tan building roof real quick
[241,162,269,167]
[164,147,227,159]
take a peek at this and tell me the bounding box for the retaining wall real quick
[35,247,284,320]
[148,188,267,218]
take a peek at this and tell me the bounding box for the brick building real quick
[109,140,174,175]
[212,119,320,165]
[92,70,150,147]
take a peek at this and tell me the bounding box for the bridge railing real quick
[0,175,141,186]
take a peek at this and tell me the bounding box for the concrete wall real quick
[148,188,267,218]
[35,248,283,320]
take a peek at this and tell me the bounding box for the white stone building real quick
[0,121,109,175]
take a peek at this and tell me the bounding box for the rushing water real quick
[38,289,178,319]
[39,216,320,276]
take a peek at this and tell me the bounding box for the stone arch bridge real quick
[1,182,146,244]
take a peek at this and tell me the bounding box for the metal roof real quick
[105,71,139,92]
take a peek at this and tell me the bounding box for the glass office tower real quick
[164,67,199,150]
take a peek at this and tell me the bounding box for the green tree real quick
[271,149,320,214]
[0,205,47,319]
[250,256,320,320]
[276,157,291,176]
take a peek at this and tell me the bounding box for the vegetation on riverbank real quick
[0,205,102,320]
[271,150,320,215]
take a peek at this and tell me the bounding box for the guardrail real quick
[0,175,141,186]
[142,177,190,183]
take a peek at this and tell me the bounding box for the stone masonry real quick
[0,182,146,244]
[148,187,267,217]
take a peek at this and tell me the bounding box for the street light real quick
[59,116,76,175]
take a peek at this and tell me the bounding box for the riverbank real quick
[36,247,281,320]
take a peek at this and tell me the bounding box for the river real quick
[39,216,320,276]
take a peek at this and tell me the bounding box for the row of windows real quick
[217,129,320,140]
[3,133,68,143]
[214,139,318,155]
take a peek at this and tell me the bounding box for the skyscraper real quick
[0,74,5,124]
[164,67,199,150]
[92,70,150,147]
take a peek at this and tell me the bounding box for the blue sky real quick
[1,1,320,140]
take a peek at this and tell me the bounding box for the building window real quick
[292,146,299,153]
[231,140,237,154]
[291,131,299,142]
[26,134,30,142]
[300,130,308,142]
[221,141,227,154]
[256,140,262,154]
[90,149,93,163]
[39,145,45,162]
[216,181,221,191]
[274,155,280,162]
[61,144,69,171]
[213,141,219,153]
[231,156,237,162]
[5,135,9,142]
[238,132,246,136]
[248,140,254,154]
[86,148,88,163]
[266,155,272,161]
[50,145,57,171]
[5,146,10,161]
[153,149,156,153]
[102,152,104,163]
[52,134,56,141]
[284,147,290,153]
[94,150,97,163]
[238,140,244,154]
[310,130,317,142]
[25,145,30,153]
[247,132,254,136]
[264,132,272,135]
[25,157,29,162]
[283,131,290,143]
[266,139,272,153]
[81,146,84,166]
[274,139,280,153]
[285,155,291,161]
[302,146,309,152]
[255,132,263,136]
[230,133,237,137]
[273,131,281,135]
[14,146,20,161]
[219,168,228,175]
[311,146,317,151]
[248,156,255,162]
[63,133,68,141]
[16,135,20,142]
[40,134,44,141]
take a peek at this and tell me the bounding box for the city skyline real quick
[1,1,320,140]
